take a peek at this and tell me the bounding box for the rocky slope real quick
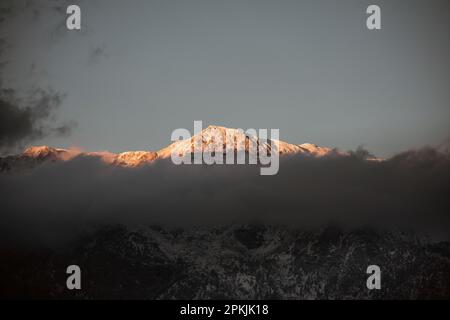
[1,224,449,299]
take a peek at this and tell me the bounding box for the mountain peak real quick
[199,125,253,138]
[204,125,227,131]
[2,127,342,171]
[23,146,67,158]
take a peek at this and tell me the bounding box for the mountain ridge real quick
[1,125,343,170]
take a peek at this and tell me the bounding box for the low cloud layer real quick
[1,147,449,247]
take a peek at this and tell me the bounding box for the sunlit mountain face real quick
[0,125,343,170]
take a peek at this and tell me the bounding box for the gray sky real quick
[1,0,449,157]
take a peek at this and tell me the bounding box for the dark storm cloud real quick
[0,89,74,153]
[0,1,76,153]
[1,146,449,247]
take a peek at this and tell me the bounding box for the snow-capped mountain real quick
[0,146,158,171]
[0,125,341,171]
[157,125,337,159]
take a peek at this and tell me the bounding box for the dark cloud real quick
[348,145,376,160]
[0,1,76,153]
[0,88,73,153]
[0,1,15,25]
[1,147,449,247]
[53,121,76,137]
[0,0,70,23]
[0,0,83,44]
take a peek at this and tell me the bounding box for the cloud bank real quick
[0,89,74,153]
[1,147,449,247]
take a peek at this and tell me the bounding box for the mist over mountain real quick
[1,128,449,299]
[1,130,449,247]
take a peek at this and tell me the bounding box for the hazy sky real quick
[1,0,449,156]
